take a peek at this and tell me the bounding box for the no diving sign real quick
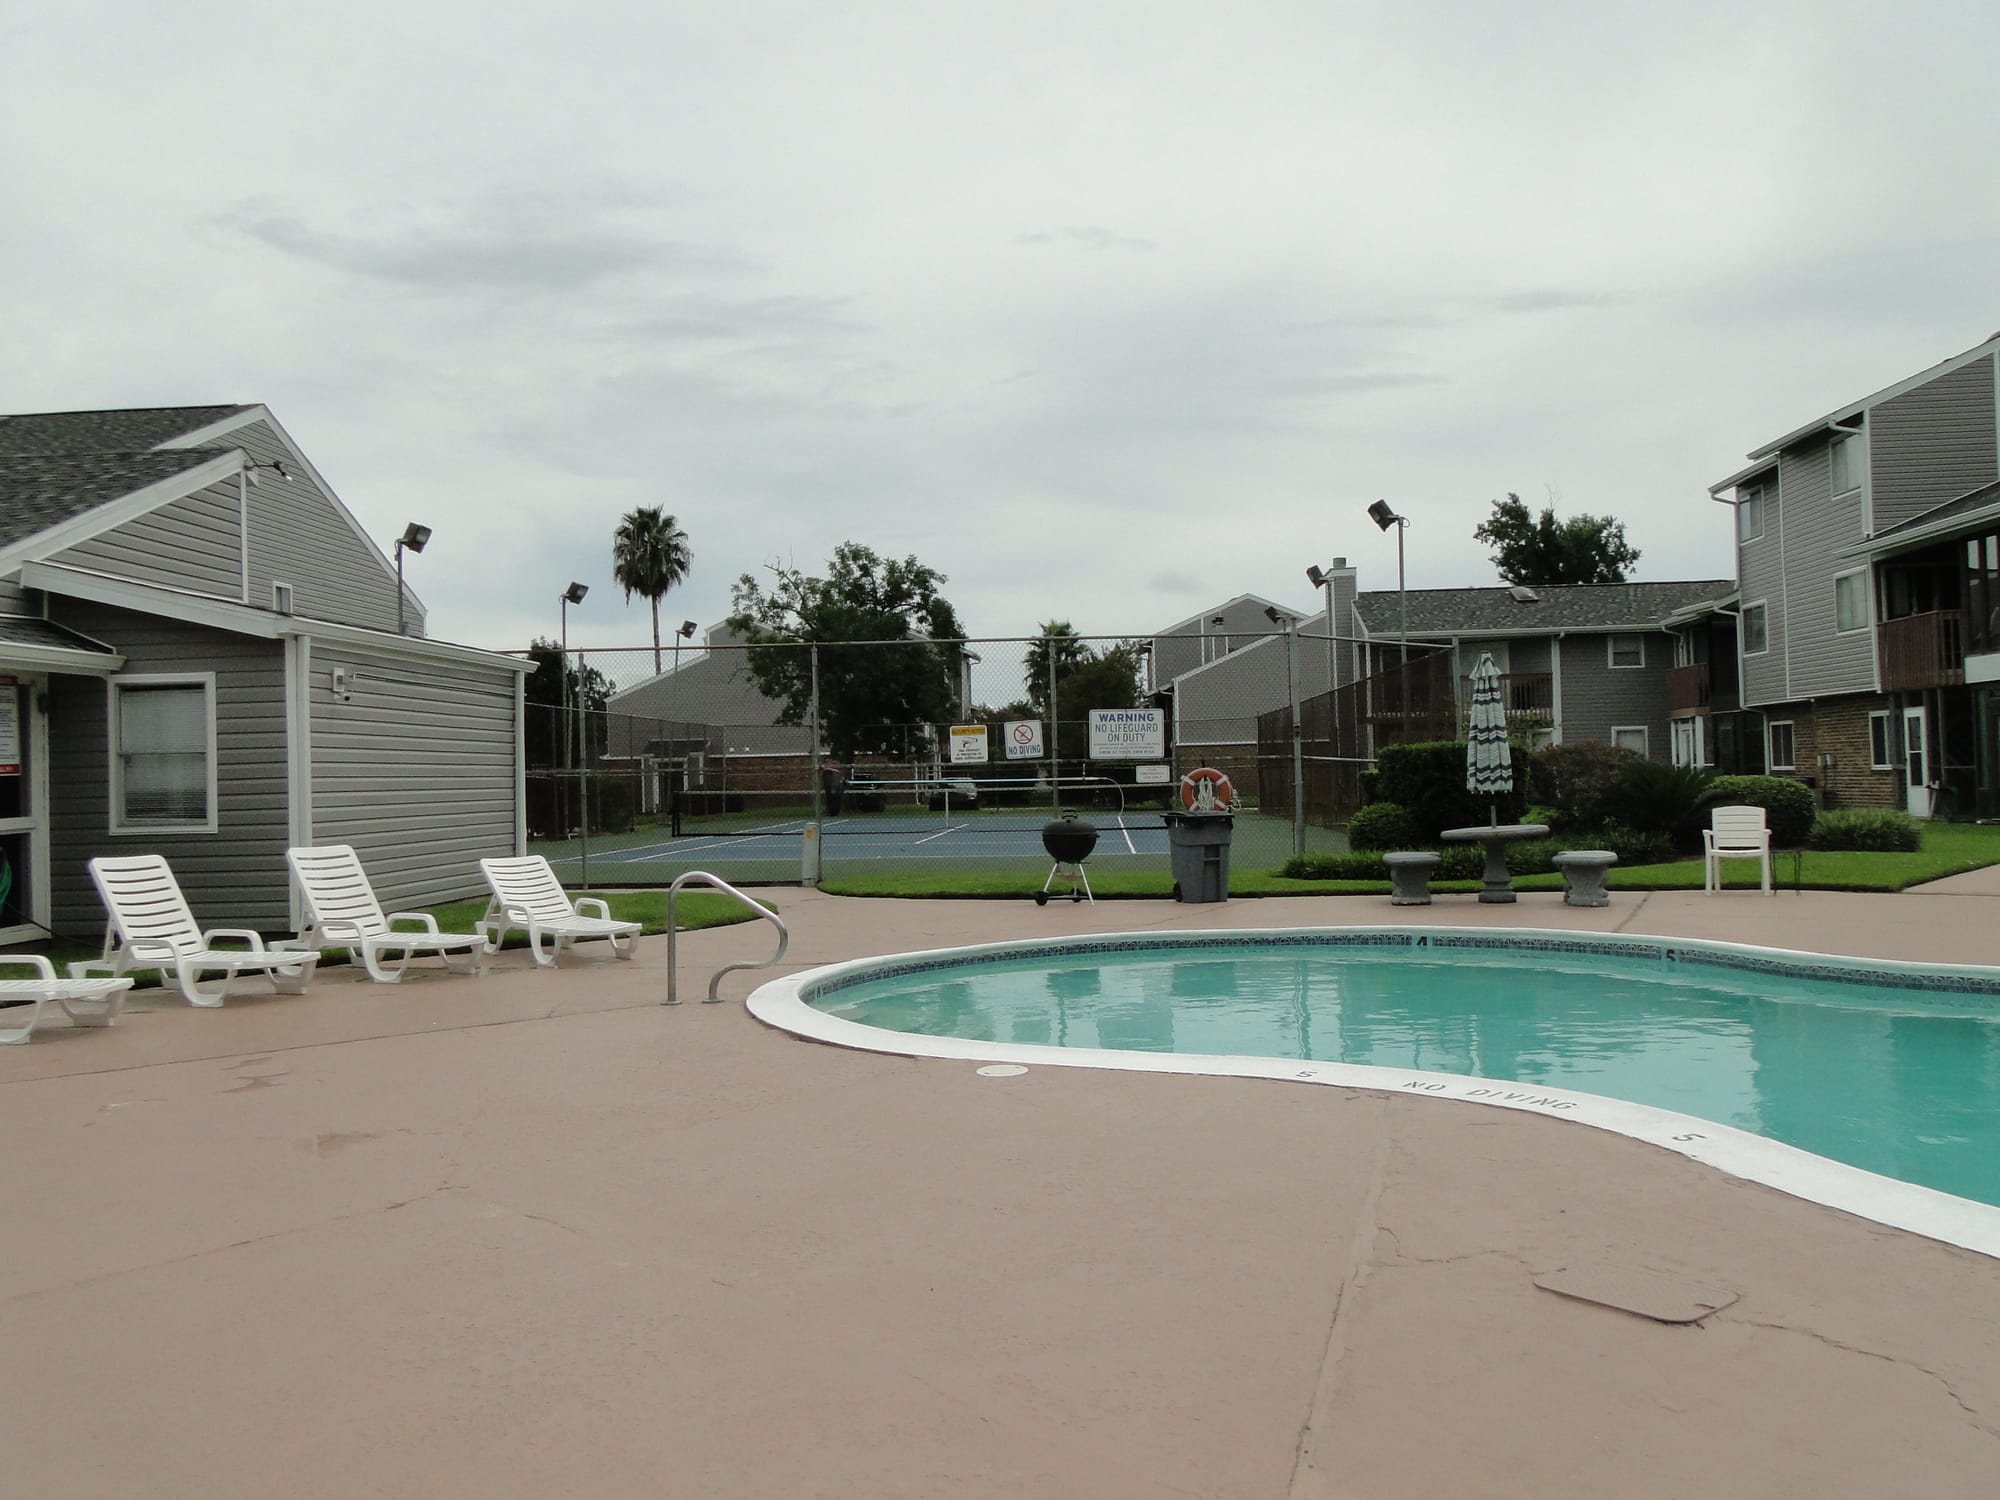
[1005,719,1044,760]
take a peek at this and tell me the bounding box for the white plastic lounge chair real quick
[478,855,639,968]
[288,844,488,984]
[0,955,132,1044]
[76,855,319,1006]
[1703,804,1773,894]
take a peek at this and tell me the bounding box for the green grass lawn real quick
[6,889,761,991]
[821,821,2000,899]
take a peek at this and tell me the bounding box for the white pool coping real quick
[747,925,2000,1261]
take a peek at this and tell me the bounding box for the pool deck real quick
[6,881,2000,1498]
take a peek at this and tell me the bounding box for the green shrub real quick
[1808,808,1922,852]
[1345,801,1421,850]
[1594,824,1676,867]
[1371,740,1522,836]
[1604,760,1717,848]
[1708,774,1815,847]
[1281,846,1485,881]
[1532,741,1642,829]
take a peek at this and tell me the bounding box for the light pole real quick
[560,583,588,830]
[1305,559,1342,695]
[674,619,696,677]
[394,522,431,635]
[1266,606,1305,856]
[1368,501,1410,738]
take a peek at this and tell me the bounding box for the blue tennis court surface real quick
[584,811,1173,865]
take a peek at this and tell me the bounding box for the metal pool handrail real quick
[664,871,789,1005]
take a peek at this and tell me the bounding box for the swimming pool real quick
[748,928,2000,1258]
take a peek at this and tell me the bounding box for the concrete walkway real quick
[5,887,1999,1498]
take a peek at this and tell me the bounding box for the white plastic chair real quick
[76,855,318,1006]
[0,955,132,1043]
[288,845,488,984]
[1703,805,1773,894]
[478,856,640,968]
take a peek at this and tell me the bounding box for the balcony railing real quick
[1666,662,1710,715]
[1459,671,1553,717]
[1878,609,1965,691]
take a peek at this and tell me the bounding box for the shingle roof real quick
[0,405,250,456]
[0,614,117,656]
[1354,579,1736,635]
[1868,477,2000,543]
[0,452,224,549]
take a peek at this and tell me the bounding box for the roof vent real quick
[1508,584,1541,603]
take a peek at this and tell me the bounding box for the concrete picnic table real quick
[1440,821,1551,904]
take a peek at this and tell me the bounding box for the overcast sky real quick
[6,1,1999,664]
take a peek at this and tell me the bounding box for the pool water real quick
[812,940,2000,1208]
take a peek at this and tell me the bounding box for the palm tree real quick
[611,507,692,673]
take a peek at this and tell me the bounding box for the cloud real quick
[1016,226,1157,252]
[208,191,748,293]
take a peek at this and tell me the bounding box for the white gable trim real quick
[158,405,415,606]
[26,561,283,637]
[1744,341,2000,463]
[280,619,530,674]
[0,451,247,578]
[26,559,529,674]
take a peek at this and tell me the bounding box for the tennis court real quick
[538,802,1331,886]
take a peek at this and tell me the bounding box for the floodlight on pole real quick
[1265,607,1306,857]
[560,583,589,802]
[1305,558,1344,694]
[674,618,697,675]
[1368,501,1411,737]
[393,522,432,635]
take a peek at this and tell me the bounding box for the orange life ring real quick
[1179,767,1234,812]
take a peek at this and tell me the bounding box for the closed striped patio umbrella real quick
[1465,652,1512,815]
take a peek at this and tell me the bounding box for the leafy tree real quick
[523,637,611,768]
[612,506,692,673]
[727,543,965,759]
[1023,622,1144,761]
[1474,493,1639,585]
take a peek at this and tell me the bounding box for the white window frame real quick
[1834,569,1869,634]
[1830,432,1866,496]
[1868,710,1895,770]
[1607,633,1645,669]
[108,673,219,836]
[1767,718,1797,772]
[1741,600,1770,656]
[1611,724,1650,756]
[1737,486,1766,542]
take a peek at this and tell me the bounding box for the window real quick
[1608,633,1645,669]
[1612,725,1649,756]
[1869,711,1895,770]
[1737,485,1766,542]
[1742,601,1769,655]
[1830,433,1866,495]
[109,676,216,833]
[1767,719,1796,771]
[1835,570,1868,633]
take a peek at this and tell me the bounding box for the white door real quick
[1903,706,1932,818]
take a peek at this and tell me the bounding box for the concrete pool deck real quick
[5,884,2000,1498]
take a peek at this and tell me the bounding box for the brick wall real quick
[1773,696,1900,810]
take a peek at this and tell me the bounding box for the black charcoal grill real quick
[1035,814,1098,905]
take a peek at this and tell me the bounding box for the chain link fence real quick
[522,631,1394,889]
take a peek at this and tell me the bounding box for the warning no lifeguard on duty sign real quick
[1087,709,1165,760]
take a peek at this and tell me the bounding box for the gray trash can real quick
[1164,812,1234,902]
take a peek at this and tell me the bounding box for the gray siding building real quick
[1710,332,2000,816]
[0,404,525,940]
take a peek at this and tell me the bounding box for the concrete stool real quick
[1553,850,1618,907]
[1383,851,1440,906]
